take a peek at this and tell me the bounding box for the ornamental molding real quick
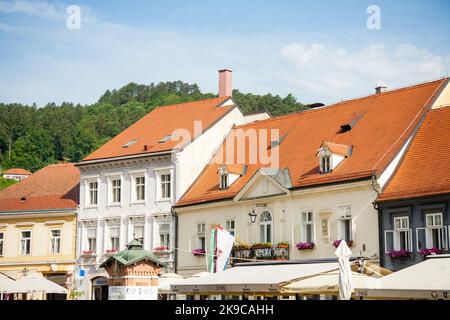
[78,155,172,173]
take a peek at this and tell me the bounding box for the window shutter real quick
[329,220,338,242]
[408,229,413,252]
[442,226,448,251]
[416,228,427,251]
[351,220,356,243]
[384,230,394,253]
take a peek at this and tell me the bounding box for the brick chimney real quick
[218,69,232,97]
[375,85,387,94]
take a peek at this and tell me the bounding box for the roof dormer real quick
[317,142,353,174]
[217,164,247,190]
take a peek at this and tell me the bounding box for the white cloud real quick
[281,42,450,103]
[0,0,65,20]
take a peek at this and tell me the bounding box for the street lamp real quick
[248,209,257,224]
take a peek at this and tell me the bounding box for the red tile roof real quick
[321,142,352,157]
[378,106,450,202]
[3,168,32,175]
[177,78,448,206]
[83,97,235,161]
[0,163,79,212]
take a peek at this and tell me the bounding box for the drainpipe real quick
[172,207,178,274]
[371,174,384,267]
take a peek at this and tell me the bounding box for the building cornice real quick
[77,153,173,172]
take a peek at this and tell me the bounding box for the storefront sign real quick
[109,286,158,300]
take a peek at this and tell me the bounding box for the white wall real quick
[176,180,379,276]
[432,81,450,109]
[176,107,244,200]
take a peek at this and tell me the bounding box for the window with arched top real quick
[259,210,273,243]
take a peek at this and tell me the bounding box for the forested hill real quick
[0,81,307,173]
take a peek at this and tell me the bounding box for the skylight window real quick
[158,135,173,143]
[122,139,137,148]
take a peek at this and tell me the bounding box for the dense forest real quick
[0,81,307,173]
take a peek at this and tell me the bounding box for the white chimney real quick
[218,69,232,97]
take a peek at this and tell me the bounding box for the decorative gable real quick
[217,164,247,189]
[317,142,353,173]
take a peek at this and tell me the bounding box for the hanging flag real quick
[214,225,235,272]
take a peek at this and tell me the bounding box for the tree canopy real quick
[0,81,306,173]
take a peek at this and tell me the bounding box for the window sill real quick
[107,203,122,208]
[155,198,172,203]
[85,205,98,209]
[131,200,146,206]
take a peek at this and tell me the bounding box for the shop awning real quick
[158,273,184,294]
[354,255,450,300]
[281,270,377,295]
[17,273,67,294]
[171,262,340,294]
[0,272,29,293]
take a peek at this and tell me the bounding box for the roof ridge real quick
[233,77,448,129]
[152,96,229,111]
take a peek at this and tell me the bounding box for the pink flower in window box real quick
[419,248,442,256]
[106,248,118,254]
[296,242,315,250]
[153,246,169,252]
[192,249,206,256]
[333,239,353,248]
[82,250,94,255]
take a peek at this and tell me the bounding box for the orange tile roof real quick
[321,142,352,157]
[83,97,235,161]
[3,168,32,175]
[177,78,448,206]
[378,106,450,202]
[0,163,79,212]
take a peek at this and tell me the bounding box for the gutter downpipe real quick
[172,207,178,274]
[371,174,384,268]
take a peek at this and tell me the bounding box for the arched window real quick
[259,210,273,243]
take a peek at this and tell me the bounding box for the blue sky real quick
[0,0,449,106]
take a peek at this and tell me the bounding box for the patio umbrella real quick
[17,273,67,294]
[0,272,29,296]
[334,240,353,300]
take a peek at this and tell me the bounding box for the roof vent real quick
[375,85,387,94]
[20,197,26,202]
[143,144,153,151]
[339,113,365,133]
[305,103,325,109]
[158,135,173,143]
[122,139,137,148]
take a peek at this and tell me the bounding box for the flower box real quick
[82,250,94,255]
[192,249,206,256]
[419,248,442,256]
[333,240,353,248]
[277,242,290,249]
[251,242,272,250]
[296,242,315,250]
[388,250,411,259]
[153,246,169,252]
[105,249,118,254]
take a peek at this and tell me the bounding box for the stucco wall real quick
[176,181,380,276]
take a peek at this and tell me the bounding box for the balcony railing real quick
[231,243,289,264]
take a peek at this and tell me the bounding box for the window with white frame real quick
[338,206,352,241]
[20,230,31,255]
[110,227,120,251]
[134,175,145,201]
[50,229,61,254]
[110,177,121,204]
[87,228,96,253]
[320,155,331,173]
[385,215,412,253]
[197,223,206,249]
[88,180,98,206]
[0,232,4,256]
[133,225,144,245]
[226,219,235,236]
[419,211,448,251]
[301,211,314,243]
[259,210,272,243]
[159,223,170,248]
[159,172,171,200]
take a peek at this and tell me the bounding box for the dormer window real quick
[220,173,229,189]
[317,141,352,174]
